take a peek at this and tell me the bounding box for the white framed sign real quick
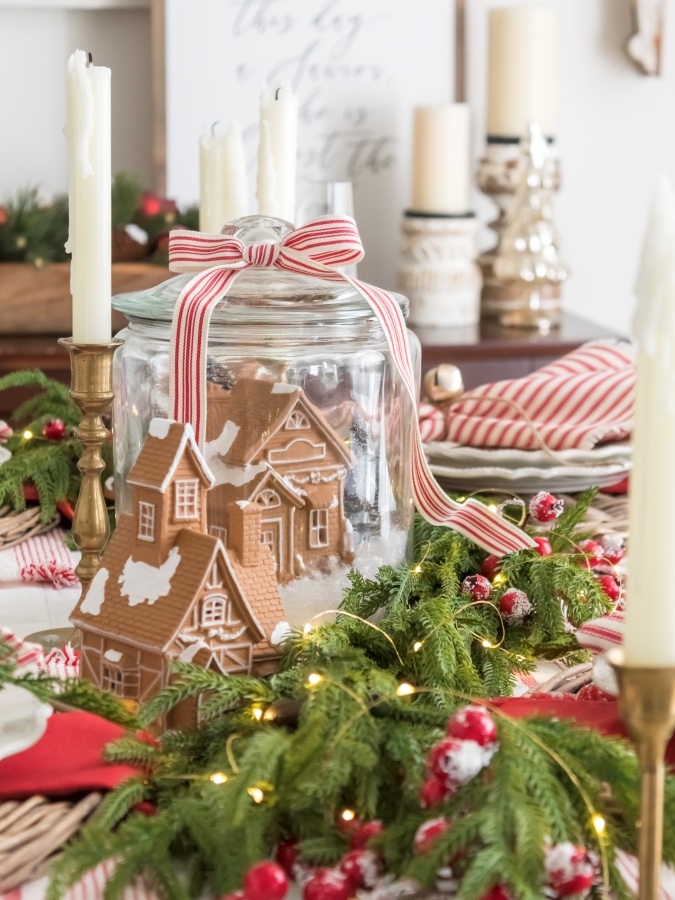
[164,0,454,287]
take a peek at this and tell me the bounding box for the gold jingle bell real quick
[423,364,465,405]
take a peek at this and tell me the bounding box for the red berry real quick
[243,862,288,900]
[596,573,621,603]
[336,811,361,834]
[546,843,596,897]
[461,575,492,602]
[339,849,380,889]
[599,535,625,566]
[447,706,498,747]
[480,887,511,900]
[499,588,533,624]
[533,536,552,557]
[576,683,612,702]
[420,775,452,808]
[303,868,352,900]
[529,491,564,523]
[413,817,449,855]
[275,838,299,875]
[43,419,66,441]
[577,539,605,569]
[481,555,502,581]
[139,190,163,217]
[350,820,383,849]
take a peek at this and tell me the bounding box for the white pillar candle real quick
[64,49,111,344]
[487,6,558,139]
[411,104,471,216]
[623,177,675,666]
[199,121,248,233]
[256,85,298,223]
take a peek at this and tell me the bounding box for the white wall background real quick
[0,3,152,200]
[1,1,674,336]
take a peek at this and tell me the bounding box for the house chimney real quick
[226,501,262,567]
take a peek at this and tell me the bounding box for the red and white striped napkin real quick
[419,340,634,451]
[0,530,77,588]
[576,610,624,654]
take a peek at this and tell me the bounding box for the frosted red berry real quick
[499,588,533,624]
[577,539,605,569]
[529,491,564,522]
[546,843,596,897]
[275,838,299,875]
[339,849,381,889]
[350,820,383,849]
[413,817,450,855]
[243,861,288,900]
[420,775,452,808]
[481,555,502,581]
[480,887,511,900]
[303,868,352,900]
[600,535,625,566]
[447,706,498,747]
[533,536,552,557]
[461,574,492,601]
[596,573,621,603]
[43,419,66,441]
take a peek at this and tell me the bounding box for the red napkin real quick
[492,696,675,766]
[0,711,141,800]
[419,340,634,450]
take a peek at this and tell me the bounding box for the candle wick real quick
[275,86,282,101]
[86,52,93,66]
[211,120,219,137]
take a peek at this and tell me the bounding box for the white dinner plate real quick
[428,461,630,493]
[424,441,632,470]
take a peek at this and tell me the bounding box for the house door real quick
[261,517,283,574]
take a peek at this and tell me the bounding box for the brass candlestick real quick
[608,648,675,899]
[59,338,122,589]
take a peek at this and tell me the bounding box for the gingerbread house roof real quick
[129,419,215,493]
[205,380,353,468]
[70,515,286,656]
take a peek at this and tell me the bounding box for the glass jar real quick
[112,216,421,625]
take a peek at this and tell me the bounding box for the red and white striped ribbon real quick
[168,217,534,556]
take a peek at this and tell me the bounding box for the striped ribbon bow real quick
[168,216,534,555]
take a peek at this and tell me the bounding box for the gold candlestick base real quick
[59,338,122,589]
[608,648,675,900]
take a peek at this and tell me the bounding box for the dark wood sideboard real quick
[0,313,624,419]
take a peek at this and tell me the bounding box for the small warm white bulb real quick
[592,814,606,834]
[413,641,423,652]
[252,707,263,721]
[341,808,356,822]
[22,430,33,440]
[396,682,415,697]
[413,565,422,574]
[303,623,313,635]
[307,673,323,686]
[210,772,227,784]
[482,639,493,649]
[248,787,264,803]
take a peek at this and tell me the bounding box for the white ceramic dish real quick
[428,461,630,493]
[424,441,632,470]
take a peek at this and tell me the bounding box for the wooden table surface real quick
[0,312,625,417]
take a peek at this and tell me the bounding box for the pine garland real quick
[0,494,655,900]
[0,176,198,266]
[0,369,112,521]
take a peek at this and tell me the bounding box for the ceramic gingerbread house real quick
[205,379,355,583]
[70,418,289,729]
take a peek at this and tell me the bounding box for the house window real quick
[286,411,310,430]
[257,489,281,508]
[101,664,139,699]
[202,596,226,626]
[175,479,200,519]
[309,509,329,548]
[209,525,227,544]
[137,502,155,542]
[261,530,275,555]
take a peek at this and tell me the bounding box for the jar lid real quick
[112,215,408,325]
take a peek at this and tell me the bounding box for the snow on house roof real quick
[129,419,215,493]
[205,380,353,469]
